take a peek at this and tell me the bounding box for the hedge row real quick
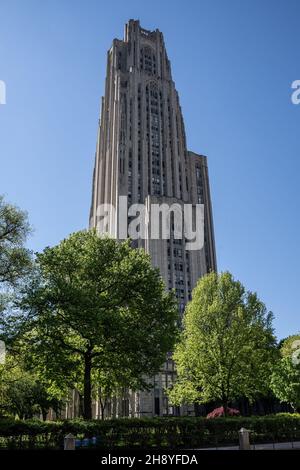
[0,414,299,449]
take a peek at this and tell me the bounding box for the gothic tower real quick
[90,20,216,417]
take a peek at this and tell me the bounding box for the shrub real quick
[206,407,240,418]
[0,414,299,449]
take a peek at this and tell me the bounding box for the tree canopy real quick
[270,334,300,411]
[0,195,32,289]
[0,354,62,420]
[168,271,278,413]
[0,195,32,390]
[8,230,178,419]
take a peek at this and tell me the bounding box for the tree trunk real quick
[100,401,106,420]
[194,403,202,417]
[222,398,229,417]
[83,352,92,420]
[78,392,84,418]
[42,409,47,421]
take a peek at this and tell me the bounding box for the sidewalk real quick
[198,441,300,450]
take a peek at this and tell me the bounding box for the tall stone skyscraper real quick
[90,20,216,417]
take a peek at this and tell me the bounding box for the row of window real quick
[120,83,188,200]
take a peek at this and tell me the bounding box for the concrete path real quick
[198,441,300,450]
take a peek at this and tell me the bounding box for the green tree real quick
[0,196,33,403]
[168,271,277,414]
[0,355,62,420]
[11,230,178,419]
[0,195,32,342]
[0,195,32,289]
[270,334,300,412]
[92,368,122,420]
[280,334,300,363]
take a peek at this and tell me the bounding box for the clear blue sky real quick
[0,0,299,340]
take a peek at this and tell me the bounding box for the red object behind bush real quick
[206,406,240,419]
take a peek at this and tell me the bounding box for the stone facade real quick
[89,20,217,418]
